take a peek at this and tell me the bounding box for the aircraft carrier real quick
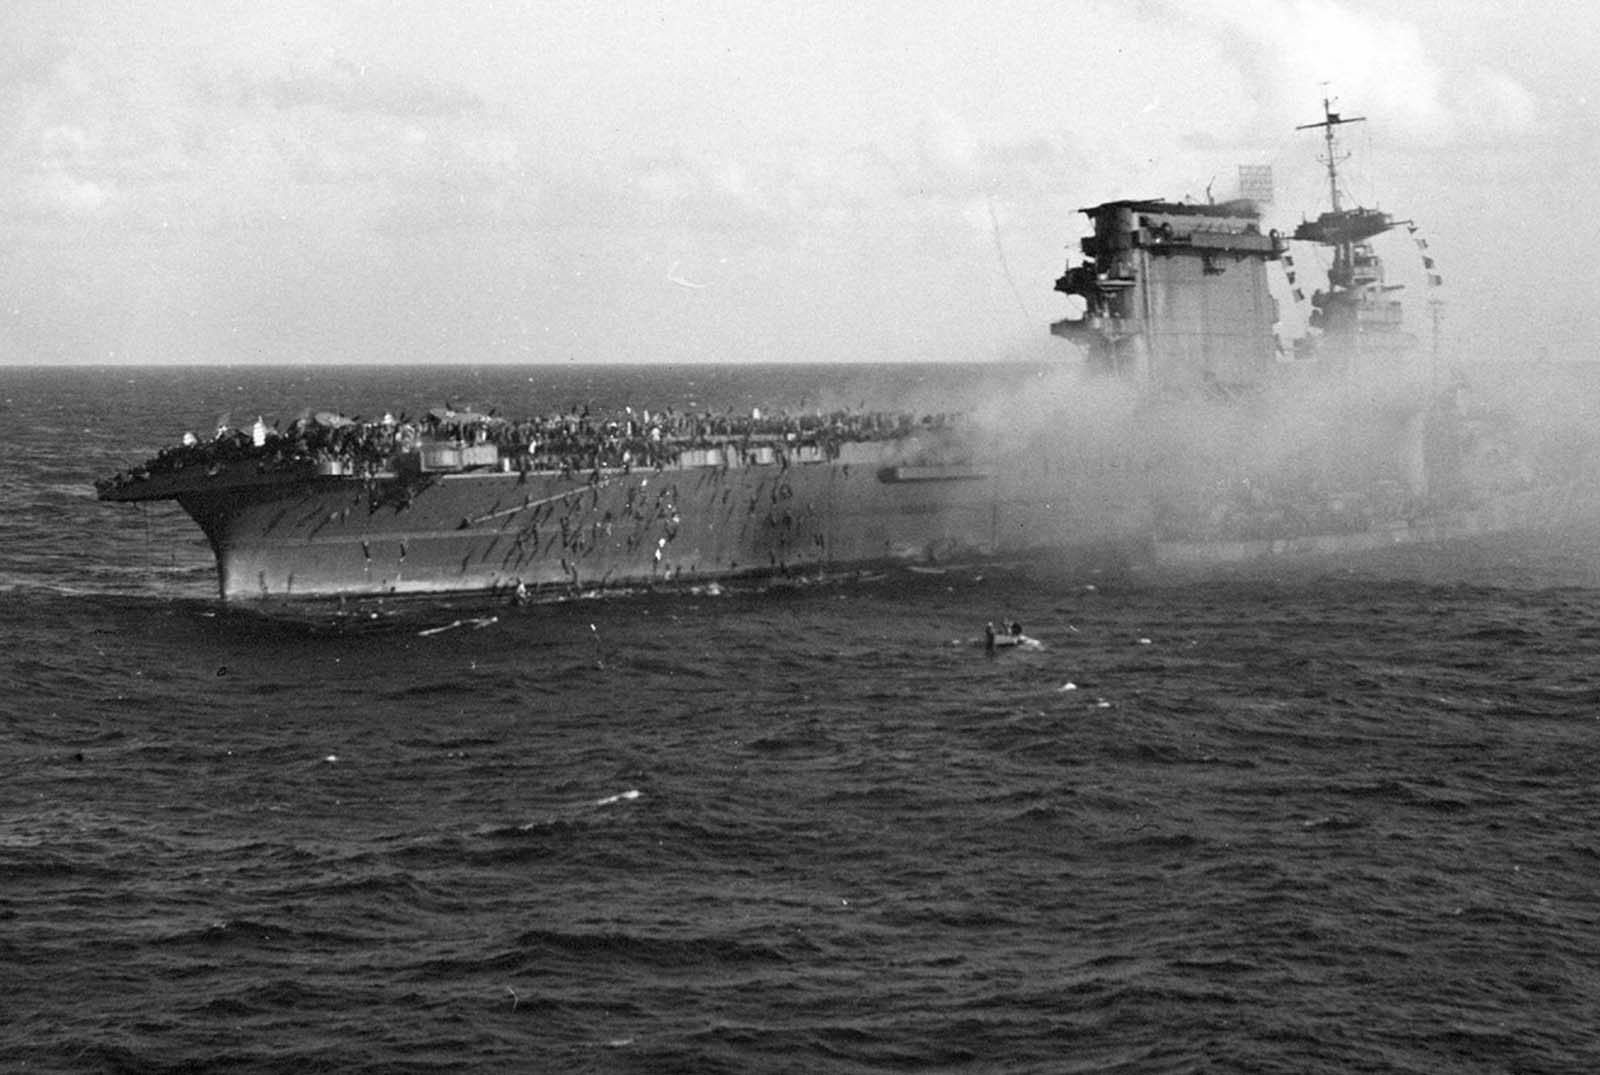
[99,98,1539,598]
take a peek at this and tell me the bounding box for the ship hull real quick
[1152,486,1578,569]
[146,444,1149,601]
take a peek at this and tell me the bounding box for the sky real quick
[1,0,1595,367]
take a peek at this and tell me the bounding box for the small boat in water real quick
[985,621,1042,653]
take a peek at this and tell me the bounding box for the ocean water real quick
[3,364,1600,1073]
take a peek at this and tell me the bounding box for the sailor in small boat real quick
[984,620,1041,653]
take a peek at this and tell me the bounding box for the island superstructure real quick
[1050,196,1287,392]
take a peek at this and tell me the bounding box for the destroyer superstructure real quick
[1290,99,1416,366]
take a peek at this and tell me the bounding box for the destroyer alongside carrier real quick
[98,100,1540,601]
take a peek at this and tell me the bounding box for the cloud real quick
[207,59,481,118]
[1461,67,1540,135]
[1138,0,1538,144]
[913,108,981,193]
[601,117,1081,253]
[0,39,69,90]
[0,0,1577,368]
[0,43,530,241]
[26,168,114,217]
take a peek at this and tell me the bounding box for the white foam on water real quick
[595,789,642,807]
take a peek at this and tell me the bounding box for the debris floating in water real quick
[418,616,499,637]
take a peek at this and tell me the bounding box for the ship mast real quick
[1297,94,1363,214]
[1292,94,1390,293]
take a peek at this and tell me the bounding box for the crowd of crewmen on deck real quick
[103,404,965,488]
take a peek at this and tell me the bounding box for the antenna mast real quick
[1296,93,1364,213]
